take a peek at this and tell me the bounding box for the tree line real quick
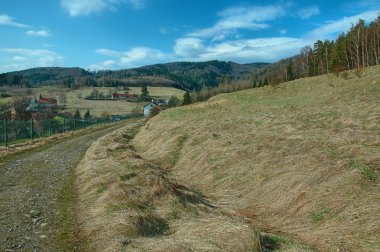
[190,15,380,103]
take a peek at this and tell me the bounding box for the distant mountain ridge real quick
[0,61,269,91]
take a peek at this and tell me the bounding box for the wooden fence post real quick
[31,117,34,140]
[4,118,8,147]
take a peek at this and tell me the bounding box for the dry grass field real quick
[0,86,185,116]
[76,65,379,251]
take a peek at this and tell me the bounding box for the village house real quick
[143,102,160,117]
[27,98,58,112]
[111,93,133,100]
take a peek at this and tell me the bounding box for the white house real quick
[143,102,160,117]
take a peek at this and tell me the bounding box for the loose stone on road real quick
[0,125,124,251]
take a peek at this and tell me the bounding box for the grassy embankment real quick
[76,65,379,251]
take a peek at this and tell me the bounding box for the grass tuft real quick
[135,214,169,237]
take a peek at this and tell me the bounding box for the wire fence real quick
[0,114,143,147]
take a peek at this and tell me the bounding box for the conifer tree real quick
[182,92,191,105]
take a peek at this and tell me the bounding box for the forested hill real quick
[0,61,269,91]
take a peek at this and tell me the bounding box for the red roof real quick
[112,93,134,98]
[38,98,57,104]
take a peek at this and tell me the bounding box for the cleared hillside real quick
[76,66,379,251]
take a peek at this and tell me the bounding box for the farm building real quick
[143,102,160,117]
[27,98,58,112]
[111,93,133,100]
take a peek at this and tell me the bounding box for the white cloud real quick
[308,10,380,40]
[0,48,63,72]
[174,38,205,57]
[96,48,121,57]
[173,37,310,63]
[90,47,169,70]
[297,6,320,19]
[90,35,310,70]
[61,0,145,16]
[0,14,30,28]
[26,29,51,37]
[279,29,288,34]
[188,5,286,40]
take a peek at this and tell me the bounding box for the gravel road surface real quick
[0,125,123,251]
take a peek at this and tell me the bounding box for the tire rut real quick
[0,124,124,252]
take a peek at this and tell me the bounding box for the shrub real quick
[150,106,160,117]
[333,65,344,77]
[168,95,180,107]
[260,234,282,251]
[0,92,11,98]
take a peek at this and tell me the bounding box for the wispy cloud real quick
[26,29,51,37]
[89,47,169,70]
[0,14,30,28]
[308,10,380,40]
[0,48,63,72]
[174,37,309,63]
[297,6,320,19]
[61,0,145,17]
[188,4,286,41]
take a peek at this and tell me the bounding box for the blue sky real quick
[0,0,379,73]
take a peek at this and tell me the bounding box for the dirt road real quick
[0,124,124,251]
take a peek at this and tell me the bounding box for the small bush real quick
[260,234,282,251]
[150,106,160,117]
[0,92,11,98]
[168,95,180,107]
[333,65,344,77]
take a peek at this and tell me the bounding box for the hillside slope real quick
[0,61,268,90]
[131,66,380,251]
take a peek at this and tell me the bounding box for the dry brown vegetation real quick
[76,65,379,251]
[75,122,271,251]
